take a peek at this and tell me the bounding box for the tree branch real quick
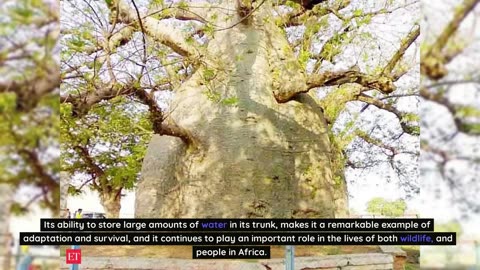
[72,145,103,190]
[383,24,420,75]
[355,130,398,155]
[428,0,479,56]
[0,63,60,112]
[61,70,196,146]
[148,3,214,23]
[18,148,58,190]
[354,130,418,171]
[421,0,480,80]
[420,87,480,135]
[276,23,418,102]
[134,89,195,145]
[356,93,419,135]
[274,69,396,103]
[284,0,351,27]
[61,82,139,116]
[107,0,202,58]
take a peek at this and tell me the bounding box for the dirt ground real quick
[61,245,380,258]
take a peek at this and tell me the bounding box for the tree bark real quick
[60,172,70,218]
[100,190,122,218]
[135,1,348,218]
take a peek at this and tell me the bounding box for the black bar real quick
[192,246,270,259]
[20,232,455,246]
[40,218,434,232]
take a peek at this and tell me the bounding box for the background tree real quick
[421,0,480,266]
[366,197,386,216]
[382,199,406,217]
[61,98,151,217]
[366,197,406,217]
[421,0,480,217]
[60,0,420,218]
[0,0,60,214]
[1,1,59,266]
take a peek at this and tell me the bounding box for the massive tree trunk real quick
[135,0,348,218]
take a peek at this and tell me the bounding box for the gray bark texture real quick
[136,1,348,218]
[100,191,122,218]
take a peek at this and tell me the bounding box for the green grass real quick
[404,263,420,270]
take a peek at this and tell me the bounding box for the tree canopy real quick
[366,197,407,217]
[0,0,60,214]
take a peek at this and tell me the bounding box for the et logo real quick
[66,249,81,264]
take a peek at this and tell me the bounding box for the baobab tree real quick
[60,0,420,218]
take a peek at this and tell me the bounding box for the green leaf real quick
[221,96,239,106]
[353,9,363,17]
[298,49,310,69]
[11,202,28,216]
[455,106,480,118]
[203,68,216,81]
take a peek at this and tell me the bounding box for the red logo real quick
[66,249,81,264]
